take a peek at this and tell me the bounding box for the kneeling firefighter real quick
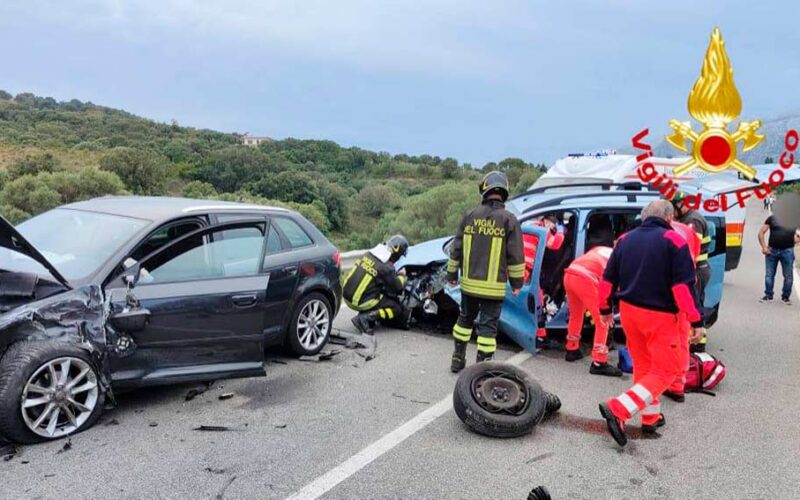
[343,235,410,335]
[447,171,525,372]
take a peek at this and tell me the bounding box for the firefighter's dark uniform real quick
[447,191,525,367]
[679,208,711,351]
[343,251,406,328]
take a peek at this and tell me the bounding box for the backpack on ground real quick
[684,352,726,395]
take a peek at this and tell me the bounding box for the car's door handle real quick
[283,265,298,275]
[231,294,258,308]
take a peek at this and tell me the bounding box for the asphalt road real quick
[1,204,798,500]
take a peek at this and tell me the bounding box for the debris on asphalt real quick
[204,466,227,475]
[105,418,121,426]
[56,439,72,454]
[44,474,55,478]
[270,359,288,365]
[149,422,159,427]
[391,392,407,400]
[185,381,214,401]
[410,399,430,405]
[218,393,235,400]
[0,440,16,460]
[345,338,368,349]
[216,475,237,500]
[525,452,555,464]
[355,351,375,362]
[194,425,232,432]
[328,334,348,346]
[299,350,341,362]
[21,460,29,464]
[274,423,287,429]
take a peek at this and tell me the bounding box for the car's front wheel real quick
[0,341,105,443]
[287,292,332,356]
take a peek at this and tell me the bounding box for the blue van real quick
[397,184,726,354]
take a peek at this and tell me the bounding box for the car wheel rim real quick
[471,370,530,416]
[21,356,99,439]
[297,299,330,351]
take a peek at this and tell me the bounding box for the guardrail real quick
[340,249,367,271]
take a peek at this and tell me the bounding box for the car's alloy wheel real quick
[21,356,100,439]
[296,298,330,351]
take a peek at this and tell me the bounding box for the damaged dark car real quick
[0,197,341,443]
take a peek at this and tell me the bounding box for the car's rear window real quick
[274,218,313,248]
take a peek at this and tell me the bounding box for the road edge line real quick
[283,350,533,500]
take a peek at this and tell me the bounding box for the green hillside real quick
[0,91,545,249]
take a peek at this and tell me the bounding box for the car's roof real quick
[62,196,290,222]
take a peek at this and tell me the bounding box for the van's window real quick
[274,218,313,248]
[142,224,265,283]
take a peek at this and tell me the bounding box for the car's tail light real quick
[333,250,341,267]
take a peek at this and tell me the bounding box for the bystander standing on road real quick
[758,214,797,305]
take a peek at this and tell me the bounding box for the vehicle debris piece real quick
[270,359,288,365]
[453,361,561,438]
[218,393,235,400]
[56,439,72,454]
[193,425,232,432]
[317,350,340,361]
[148,422,158,427]
[105,418,120,426]
[216,475,237,500]
[204,466,227,475]
[185,381,213,401]
[527,485,552,500]
[274,423,287,429]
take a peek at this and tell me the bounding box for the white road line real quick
[284,350,533,500]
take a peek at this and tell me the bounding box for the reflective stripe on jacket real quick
[343,252,405,311]
[446,199,525,300]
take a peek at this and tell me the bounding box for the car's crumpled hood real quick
[0,285,112,391]
[0,216,70,288]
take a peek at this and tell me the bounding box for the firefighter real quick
[671,191,711,352]
[562,245,622,376]
[522,215,565,351]
[597,200,705,446]
[343,234,409,335]
[447,171,525,372]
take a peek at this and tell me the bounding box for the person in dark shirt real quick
[758,215,797,305]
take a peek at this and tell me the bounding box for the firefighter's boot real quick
[351,311,378,335]
[476,350,494,363]
[451,340,467,373]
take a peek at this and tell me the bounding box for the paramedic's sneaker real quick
[641,414,666,434]
[589,362,623,377]
[781,297,792,306]
[759,295,773,303]
[598,402,627,447]
[536,337,560,352]
[564,349,584,362]
[662,390,685,403]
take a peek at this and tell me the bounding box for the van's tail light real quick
[333,250,341,267]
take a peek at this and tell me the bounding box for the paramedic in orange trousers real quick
[562,245,623,377]
[664,221,703,403]
[597,200,706,446]
[522,216,564,351]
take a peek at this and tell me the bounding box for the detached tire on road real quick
[0,341,105,444]
[453,361,549,438]
[287,292,333,356]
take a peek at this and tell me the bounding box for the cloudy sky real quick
[2,1,799,165]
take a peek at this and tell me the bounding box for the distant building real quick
[241,134,272,147]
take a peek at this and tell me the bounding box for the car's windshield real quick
[0,208,149,282]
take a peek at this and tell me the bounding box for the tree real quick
[46,168,125,203]
[0,90,11,100]
[194,146,273,193]
[512,170,542,195]
[182,181,218,199]
[0,205,30,224]
[248,171,319,204]
[8,152,61,179]
[0,175,62,215]
[316,180,350,230]
[356,185,401,218]
[99,147,171,194]
[440,158,460,179]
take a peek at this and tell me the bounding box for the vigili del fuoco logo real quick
[631,27,798,212]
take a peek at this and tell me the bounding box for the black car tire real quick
[0,341,105,444]
[453,361,548,438]
[287,292,333,357]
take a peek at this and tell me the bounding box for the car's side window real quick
[265,224,283,254]
[129,219,205,262]
[273,217,313,249]
[141,224,265,284]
